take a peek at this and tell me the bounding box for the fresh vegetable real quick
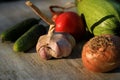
[54,11,86,41]
[36,25,76,60]
[0,18,39,42]
[13,24,46,52]
[76,0,120,36]
[82,34,120,72]
[25,1,76,59]
[49,5,86,41]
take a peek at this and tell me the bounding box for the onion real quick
[82,34,120,72]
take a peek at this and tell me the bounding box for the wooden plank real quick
[0,0,120,80]
[0,42,120,80]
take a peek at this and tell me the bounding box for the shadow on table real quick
[24,47,36,53]
[68,42,86,59]
[67,31,93,59]
[105,67,120,73]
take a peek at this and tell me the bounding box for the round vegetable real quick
[82,34,120,72]
[55,11,86,41]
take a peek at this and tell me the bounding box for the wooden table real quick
[0,0,120,80]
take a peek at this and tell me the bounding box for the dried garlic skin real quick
[36,25,76,60]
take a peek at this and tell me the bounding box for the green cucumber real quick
[13,24,46,52]
[76,0,120,36]
[0,18,39,42]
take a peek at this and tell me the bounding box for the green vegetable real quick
[13,24,46,52]
[76,0,120,36]
[0,18,39,42]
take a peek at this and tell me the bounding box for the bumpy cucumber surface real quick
[0,18,39,42]
[76,0,120,36]
[13,24,46,52]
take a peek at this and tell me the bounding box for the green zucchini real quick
[13,24,46,52]
[76,0,120,36]
[0,18,39,42]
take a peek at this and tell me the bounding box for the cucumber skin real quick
[13,24,46,52]
[76,0,120,36]
[1,18,39,42]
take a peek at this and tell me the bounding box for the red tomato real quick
[55,12,86,41]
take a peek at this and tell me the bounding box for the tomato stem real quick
[49,5,64,15]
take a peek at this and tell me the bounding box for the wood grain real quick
[0,0,120,80]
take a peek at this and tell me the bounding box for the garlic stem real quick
[25,1,53,25]
[48,25,55,37]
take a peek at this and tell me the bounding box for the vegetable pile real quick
[36,5,84,59]
[0,0,120,73]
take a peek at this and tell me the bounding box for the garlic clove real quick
[48,33,75,58]
[38,46,52,60]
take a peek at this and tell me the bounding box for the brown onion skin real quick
[82,34,120,72]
